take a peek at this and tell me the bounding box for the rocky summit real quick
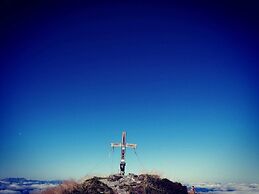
[57,174,188,194]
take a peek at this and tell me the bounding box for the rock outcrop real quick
[59,174,188,194]
[66,177,115,194]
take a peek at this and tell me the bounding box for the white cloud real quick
[29,183,57,189]
[187,182,259,194]
[0,190,20,194]
[0,179,60,193]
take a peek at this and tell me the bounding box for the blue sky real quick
[1,1,259,183]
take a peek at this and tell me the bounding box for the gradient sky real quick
[1,1,259,183]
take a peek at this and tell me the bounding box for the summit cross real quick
[111,131,137,175]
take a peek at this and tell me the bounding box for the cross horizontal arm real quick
[111,143,122,147]
[126,143,137,149]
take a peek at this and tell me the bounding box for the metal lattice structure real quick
[111,131,137,175]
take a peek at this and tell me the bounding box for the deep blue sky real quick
[1,1,259,183]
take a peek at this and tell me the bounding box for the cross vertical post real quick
[111,131,137,175]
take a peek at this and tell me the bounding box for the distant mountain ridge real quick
[1,177,61,184]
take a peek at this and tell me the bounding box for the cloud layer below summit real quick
[1,178,259,194]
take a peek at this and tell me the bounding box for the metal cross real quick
[111,131,137,175]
